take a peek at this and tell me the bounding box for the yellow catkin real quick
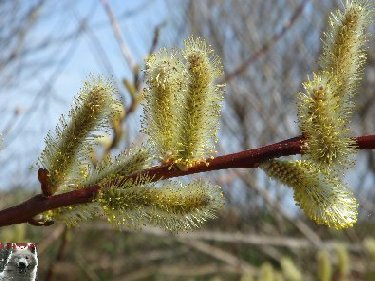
[281,257,301,281]
[297,1,373,171]
[176,37,224,169]
[336,245,350,281]
[97,178,224,231]
[363,238,375,261]
[142,49,186,163]
[317,250,332,281]
[320,0,373,104]
[85,147,151,186]
[141,37,224,169]
[240,272,254,281]
[260,262,274,281]
[39,76,121,193]
[42,203,103,227]
[260,160,358,229]
[336,245,350,280]
[297,74,356,169]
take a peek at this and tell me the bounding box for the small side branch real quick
[0,134,373,227]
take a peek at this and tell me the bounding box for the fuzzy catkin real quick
[43,203,103,227]
[176,37,224,169]
[320,0,373,104]
[363,238,375,261]
[142,49,186,163]
[85,146,151,186]
[39,76,121,193]
[336,245,350,280]
[97,178,224,231]
[42,148,151,226]
[260,160,358,229]
[297,74,356,169]
[142,37,224,169]
[260,263,274,281]
[298,1,373,170]
[317,250,332,281]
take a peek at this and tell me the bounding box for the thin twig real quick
[77,223,364,251]
[100,0,137,71]
[45,226,69,281]
[177,231,362,251]
[38,225,66,255]
[0,134,373,227]
[179,239,255,273]
[224,0,309,82]
[75,253,101,281]
[148,22,165,55]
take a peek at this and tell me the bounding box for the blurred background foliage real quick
[0,0,374,280]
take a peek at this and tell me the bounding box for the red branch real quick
[0,134,374,227]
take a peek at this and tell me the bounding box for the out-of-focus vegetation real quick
[0,0,374,280]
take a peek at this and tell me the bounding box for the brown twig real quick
[128,226,362,251]
[38,225,66,255]
[45,226,69,281]
[148,22,165,55]
[179,239,255,273]
[0,134,373,227]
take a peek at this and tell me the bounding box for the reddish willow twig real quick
[0,134,374,227]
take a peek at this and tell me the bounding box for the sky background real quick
[0,0,178,188]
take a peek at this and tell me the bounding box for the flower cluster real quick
[142,37,224,169]
[298,0,373,169]
[39,76,122,194]
[261,0,373,229]
[261,160,357,229]
[39,37,226,231]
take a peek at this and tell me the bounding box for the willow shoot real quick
[39,76,121,194]
[26,1,374,232]
[97,178,224,231]
[142,37,225,169]
[298,0,373,168]
[260,0,373,229]
[39,39,226,231]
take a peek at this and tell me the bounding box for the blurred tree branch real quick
[223,0,309,82]
[100,0,137,72]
